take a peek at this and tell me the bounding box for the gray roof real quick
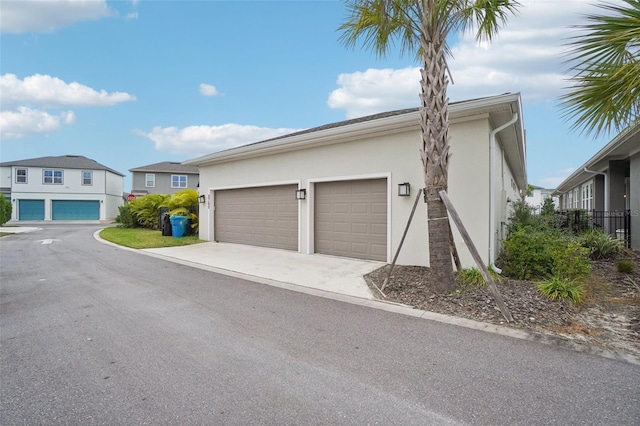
[0,155,124,176]
[197,94,508,156]
[129,161,199,174]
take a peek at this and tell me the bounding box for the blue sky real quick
[0,0,620,192]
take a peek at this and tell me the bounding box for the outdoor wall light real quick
[398,182,411,197]
[296,189,306,200]
[198,194,206,204]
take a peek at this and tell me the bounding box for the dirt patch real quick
[364,251,640,362]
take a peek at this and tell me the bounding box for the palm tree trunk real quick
[420,40,455,293]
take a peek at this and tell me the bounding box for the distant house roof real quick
[129,161,199,174]
[0,155,124,176]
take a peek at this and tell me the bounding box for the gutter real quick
[489,112,518,265]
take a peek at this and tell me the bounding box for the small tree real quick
[541,197,555,216]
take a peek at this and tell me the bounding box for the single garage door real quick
[214,185,298,251]
[315,179,387,261]
[18,199,45,220]
[52,200,100,220]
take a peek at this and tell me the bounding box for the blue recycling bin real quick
[170,215,188,238]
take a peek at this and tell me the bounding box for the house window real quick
[146,173,155,187]
[171,175,187,188]
[16,168,27,184]
[82,171,93,186]
[43,169,63,184]
[571,187,580,209]
[581,181,593,211]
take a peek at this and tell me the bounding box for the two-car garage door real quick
[213,179,387,262]
[52,200,100,220]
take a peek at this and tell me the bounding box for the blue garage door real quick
[18,200,45,220]
[52,200,100,220]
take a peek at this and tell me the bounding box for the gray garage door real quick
[52,200,100,220]
[18,199,45,220]
[214,185,298,251]
[315,179,387,261]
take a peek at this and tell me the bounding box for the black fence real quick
[554,209,631,248]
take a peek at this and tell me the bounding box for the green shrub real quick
[550,241,591,281]
[579,229,621,259]
[128,194,170,229]
[457,266,503,286]
[507,199,544,233]
[165,189,199,234]
[616,260,635,273]
[115,204,138,228]
[499,229,564,280]
[0,198,12,225]
[537,277,585,305]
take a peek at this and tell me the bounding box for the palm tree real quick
[561,0,640,137]
[338,0,520,292]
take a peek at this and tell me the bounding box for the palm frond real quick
[560,0,640,137]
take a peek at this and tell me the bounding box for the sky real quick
[0,0,622,193]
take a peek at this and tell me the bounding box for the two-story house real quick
[129,162,199,197]
[525,185,559,213]
[0,155,124,221]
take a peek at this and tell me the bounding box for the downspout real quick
[489,113,518,265]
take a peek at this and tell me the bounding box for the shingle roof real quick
[204,95,497,155]
[0,155,124,176]
[129,161,199,173]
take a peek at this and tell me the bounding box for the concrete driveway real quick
[142,242,384,299]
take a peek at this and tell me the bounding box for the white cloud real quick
[125,12,138,21]
[0,74,136,108]
[0,73,134,139]
[136,124,302,156]
[0,0,114,34]
[199,83,220,97]
[536,168,576,189]
[0,107,75,140]
[328,0,625,118]
[328,67,420,119]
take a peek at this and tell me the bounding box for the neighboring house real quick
[525,186,559,213]
[0,155,124,221]
[554,123,639,250]
[129,161,199,197]
[185,93,527,269]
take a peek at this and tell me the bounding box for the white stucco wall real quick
[198,115,503,268]
[0,166,11,189]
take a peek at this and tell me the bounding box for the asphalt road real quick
[1,224,639,425]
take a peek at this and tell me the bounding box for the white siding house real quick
[0,155,125,222]
[186,93,527,268]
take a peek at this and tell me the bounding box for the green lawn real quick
[100,226,205,249]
